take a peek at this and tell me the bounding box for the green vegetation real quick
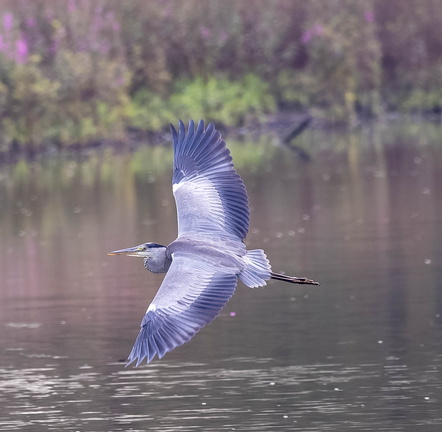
[0,0,441,149]
[128,74,275,131]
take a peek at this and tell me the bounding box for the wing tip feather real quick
[170,123,178,142]
[171,118,250,240]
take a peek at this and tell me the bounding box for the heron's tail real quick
[239,249,271,288]
[270,272,320,286]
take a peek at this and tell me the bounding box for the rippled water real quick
[1,121,442,431]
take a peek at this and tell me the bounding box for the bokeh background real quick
[0,0,441,148]
[1,1,442,431]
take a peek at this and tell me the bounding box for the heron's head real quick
[108,242,166,258]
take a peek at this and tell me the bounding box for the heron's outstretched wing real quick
[127,252,238,366]
[171,120,249,240]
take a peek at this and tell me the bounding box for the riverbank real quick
[1,2,442,153]
[1,111,440,167]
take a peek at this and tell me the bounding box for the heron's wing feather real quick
[127,252,238,366]
[172,120,249,240]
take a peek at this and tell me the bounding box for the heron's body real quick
[143,235,270,284]
[109,120,319,366]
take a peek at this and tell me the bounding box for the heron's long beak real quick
[108,246,149,257]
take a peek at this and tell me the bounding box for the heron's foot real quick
[270,271,320,286]
[292,276,320,286]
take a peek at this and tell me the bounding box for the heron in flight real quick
[109,120,319,366]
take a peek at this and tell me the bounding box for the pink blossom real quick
[301,29,313,44]
[200,26,211,39]
[3,13,13,31]
[301,22,324,44]
[68,0,76,12]
[16,37,28,63]
[26,17,36,27]
[106,11,120,31]
[314,23,324,35]
[364,11,374,22]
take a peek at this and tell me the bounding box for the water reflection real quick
[0,121,442,430]
[1,357,441,431]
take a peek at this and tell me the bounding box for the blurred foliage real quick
[127,74,275,130]
[0,0,441,149]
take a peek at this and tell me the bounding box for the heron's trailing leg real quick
[270,272,320,286]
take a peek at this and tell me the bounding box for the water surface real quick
[0,121,441,431]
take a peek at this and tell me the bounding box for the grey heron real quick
[109,120,319,366]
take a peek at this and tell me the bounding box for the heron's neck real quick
[143,246,171,274]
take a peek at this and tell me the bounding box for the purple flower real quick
[26,17,36,27]
[68,0,76,12]
[200,25,211,39]
[301,22,324,44]
[16,37,28,63]
[3,13,13,31]
[301,29,313,44]
[106,11,120,31]
[364,11,374,23]
[314,23,324,35]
